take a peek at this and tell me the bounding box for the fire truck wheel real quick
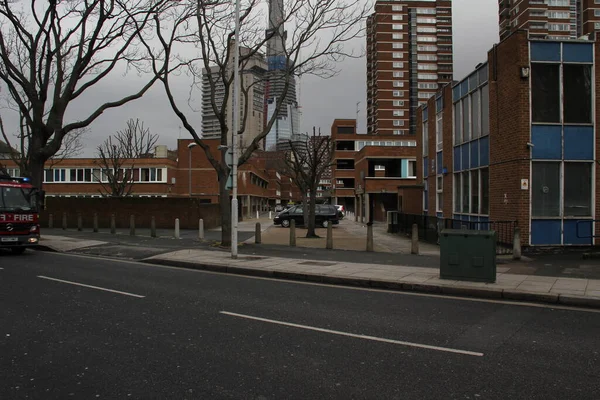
[11,247,26,255]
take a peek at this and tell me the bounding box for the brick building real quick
[330,119,421,223]
[417,30,600,247]
[498,0,600,41]
[367,0,453,137]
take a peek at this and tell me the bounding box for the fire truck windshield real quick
[0,186,34,211]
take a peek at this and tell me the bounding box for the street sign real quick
[226,173,233,190]
[225,150,234,168]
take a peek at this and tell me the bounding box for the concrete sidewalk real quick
[143,248,600,309]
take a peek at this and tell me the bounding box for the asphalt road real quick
[1,250,600,399]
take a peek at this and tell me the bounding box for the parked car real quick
[273,205,340,228]
[275,204,285,213]
[334,204,345,219]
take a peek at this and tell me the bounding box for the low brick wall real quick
[41,197,221,230]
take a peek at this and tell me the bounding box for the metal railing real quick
[388,212,517,255]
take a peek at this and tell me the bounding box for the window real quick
[392,33,403,39]
[563,64,592,124]
[436,175,443,212]
[423,120,429,156]
[461,171,470,213]
[393,130,404,135]
[423,180,429,211]
[532,162,560,217]
[53,169,66,182]
[393,62,404,68]
[393,100,405,106]
[417,26,436,33]
[417,36,437,42]
[481,85,489,136]
[417,8,436,15]
[393,120,405,126]
[392,24,403,30]
[548,23,570,31]
[481,168,489,215]
[419,92,434,99]
[417,17,436,24]
[471,89,481,138]
[393,81,404,87]
[419,83,438,90]
[417,45,437,52]
[418,54,438,61]
[417,64,437,70]
[392,43,404,49]
[532,64,560,123]
[549,11,570,18]
[393,52,403,59]
[44,169,53,183]
[462,97,471,142]
[417,73,437,80]
[564,163,592,216]
[454,173,461,213]
[392,5,402,11]
[393,71,404,78]
[436,113,443,151]
[393,110,404,116]
[4,168,19,177]
[471,170,479,213]
[392,14,402,20]
[374,165,385,171]
[139,167,165,182]
[393,90,404,97]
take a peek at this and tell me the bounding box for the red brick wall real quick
[595,40,600,245]
[41,197,221,229]
[488,31,531,244]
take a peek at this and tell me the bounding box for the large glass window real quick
[563,64,592,124]
[480,85,489,136]
[532,162,560,217]
[462,97,471,142]
[564,163,592,216]
[436,175,443,212]
[531,64,560,123]
[461,171,470,213]
[422,121,428,155]
[454,173,461,213]
[471,90,481,139]
[436,114,443,151]
[481,168,489,215]
[471,170,479,213]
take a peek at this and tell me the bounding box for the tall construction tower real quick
[264,0,300,151]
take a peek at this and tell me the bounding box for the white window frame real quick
[436,175,443,212]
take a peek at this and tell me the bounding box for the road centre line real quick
[41,252,600,313]
[37,276,145,298]
[220,311,484,357]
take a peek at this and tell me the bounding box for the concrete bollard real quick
[48,214,53,229]
[289,219,296,247]
[354,210,358,222]
[513,226,522,260]
[255,222,261,244]
[130,215,135,236]
[62,212,67,230]
[411,223,419,255]
[110,214,116,234]
[326,220,333,250]
[174,218,180,239]
[77,213,82,231]
[256,210,259,219]
[93,213,98,233]
[198,219,204,241]
[366,223,374,252]
[151,216,157,238]
[269,211,272,220]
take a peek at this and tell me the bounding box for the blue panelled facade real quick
[529,41,595,245]
[452,64,490,224]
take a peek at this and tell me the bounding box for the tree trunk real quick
[302,193,308,227]
[28,155,45,190]
[306,187,318,238]
[218,172,232,247]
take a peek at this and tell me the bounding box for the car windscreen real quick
[0,186,34,211]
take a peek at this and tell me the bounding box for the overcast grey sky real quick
[3,0,500,156]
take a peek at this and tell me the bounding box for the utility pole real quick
[231,0,241,259]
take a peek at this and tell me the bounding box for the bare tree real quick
[95,118,158,197]
[144,0,370,246]
[0,0,170,188]
[280,128,334,238]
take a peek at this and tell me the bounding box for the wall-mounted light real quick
[520,66,530,79]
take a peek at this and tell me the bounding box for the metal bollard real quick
[326,220,333,249]
[255,222,261,244]
[77,213,82,231]
[174,218,180,239]
[110,214,116,234]
[93,213,98,233]
[198,218,204,241]
[289,219,296,247]
[62,212,67,230]
[366,223,374,252]
[411,223,419,255]
[48,213,53,229]
[130,215,135,236]
[151,216,157,238]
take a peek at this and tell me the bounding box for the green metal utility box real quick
[439,229,497,283]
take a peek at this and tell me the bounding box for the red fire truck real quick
[0,174,45,254]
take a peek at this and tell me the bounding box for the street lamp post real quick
[231,0,241,259]
[188,142,197,197]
